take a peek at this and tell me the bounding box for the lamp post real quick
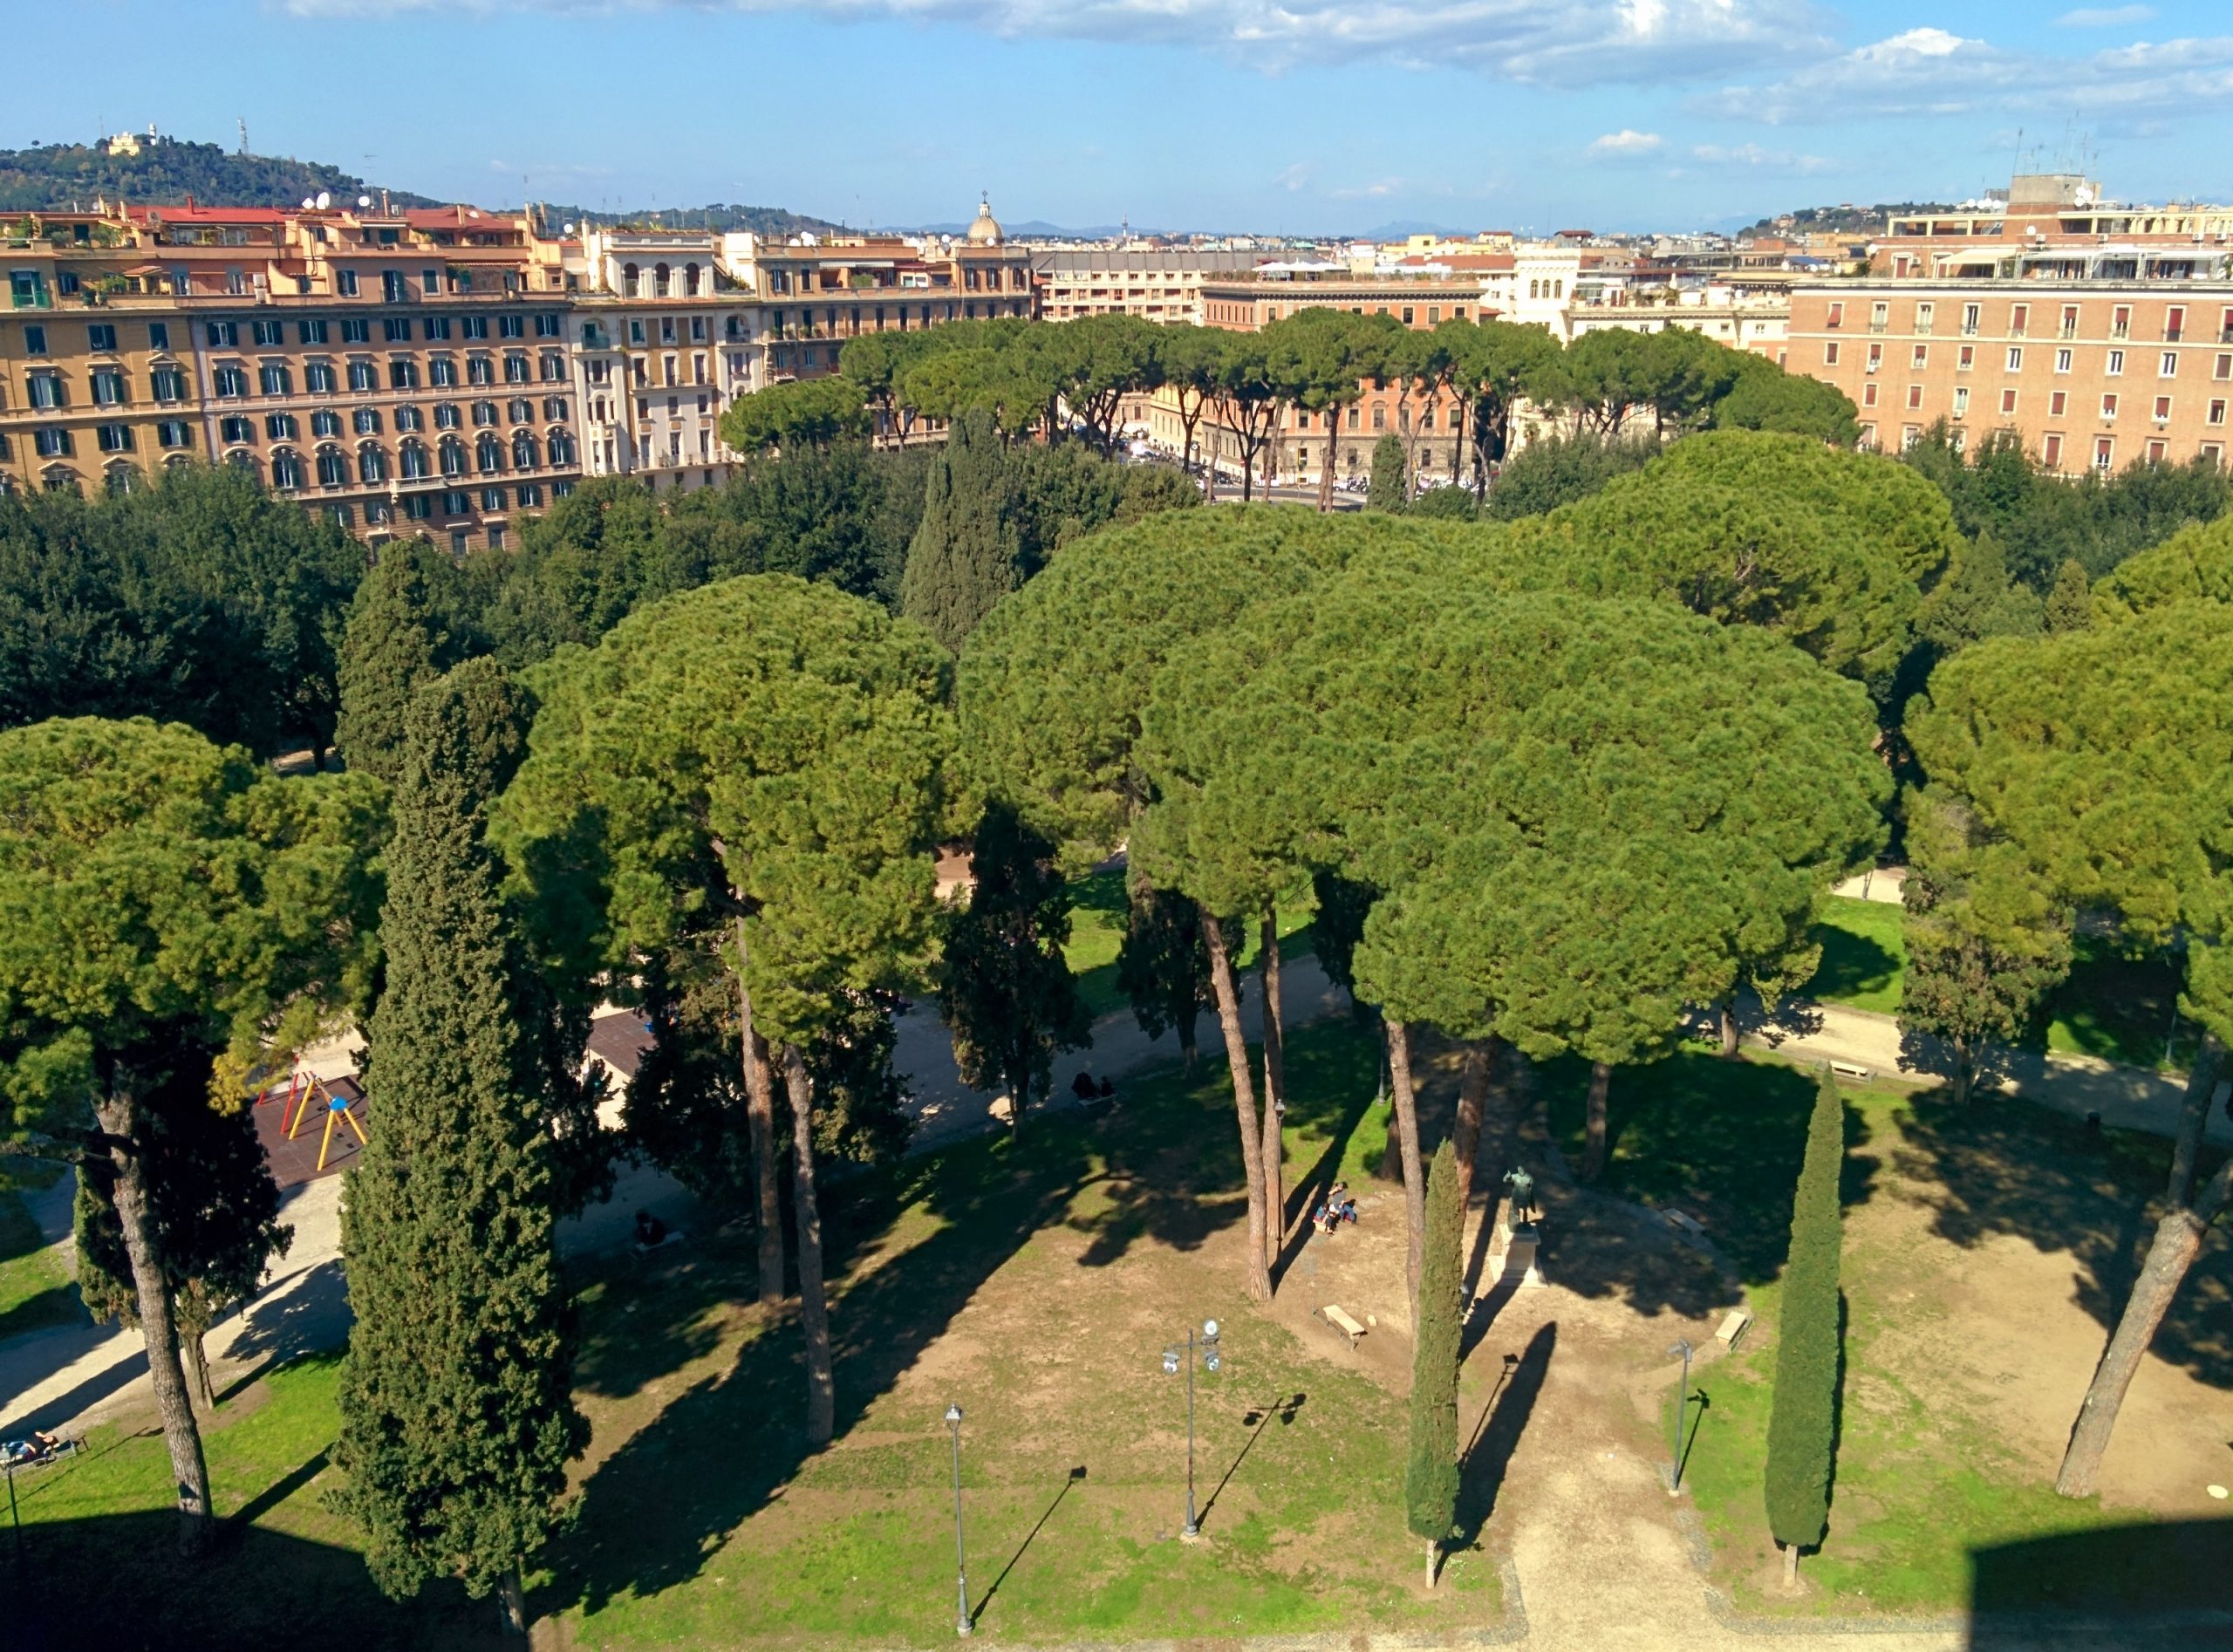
[945,1403,970,1637]
[1161,1319,1222,1537]
[1667,1338,1695,1494]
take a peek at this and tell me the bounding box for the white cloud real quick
[2056,5,2154,25]
[1588,129,1664,157]
[1703,26,2233,123]
[1274,162,1310,192]
[279,0,1838,86]
[1690,141,1834,173]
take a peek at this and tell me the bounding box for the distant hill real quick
[532,201,846,238]
[0,136,443,213]
[1737,201,1952,239]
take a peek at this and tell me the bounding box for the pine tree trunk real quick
[1782,1541,1799,1586]
[1950,1042,1974,1107]
[782,1044,837,1445]
[1202,911,1272,1304]
[1259,909,1285,1270]
[2055,1157,2232,1496]
[1316,416,1338,513]
[94,1089,213,1553]
[734,920,785,1309]
[1424,1536,1437,1590]
[181,1327,215,1411]
[1581,1061,1612,1182]
[1450,1037,1496,1212]
[498,1567,529,1636]
[1718,1000,1740,1060]
[2165,1032,2223,1206]
[1387,1021,1428,1310]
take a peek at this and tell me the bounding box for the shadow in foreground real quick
[1452,1321,1555,1550]
[1966,1519,2233,1649]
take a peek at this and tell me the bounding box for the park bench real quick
[1315,1304,1366,1348]
[1715,1308,1752,1349]
[1663,1209,1709,1241]
[1830,1060,1872,1080]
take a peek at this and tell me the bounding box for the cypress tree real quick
[1764,1068,1846,1585]
[900,410,1023,652]
[1367,433,1410,515]
[1403,1138,1463,1587]
[336,542,468,782]
[1115,882,1221,1072]
[2044,556,2094,633]
[334,659,587,1636]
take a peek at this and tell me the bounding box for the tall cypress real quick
[334,659,586,1636]
[1367,432,1410,515]
[899,410,1022,652]
[1764,1068,1845,1585]
[1403,1138,1463,1587]
[335,541,474,782]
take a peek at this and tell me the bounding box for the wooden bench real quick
[1715,1308,1752,1349]
[1830,1060,1872,1080]
[1315,1305,1366,1347]
[1663,1209,1709,1241]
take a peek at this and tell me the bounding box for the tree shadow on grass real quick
[1891,1094,2233,1389]
[543,1047,1266,1621]
[1967,1518,2233,1629]
[1452,1321,1554,1550]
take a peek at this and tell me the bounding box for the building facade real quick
[1032,248,1261,324]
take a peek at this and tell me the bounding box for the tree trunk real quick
[735,918,785,1309]
[1315,414,1339,512]
[93,1089,213,1555]
[181,1326,215,1411]
[1424,1536,1438,1590]
[1387,1020,1428,1310]
[1950,1042,1975,1108]
[1202,911,1273,1304]
[2166,1031,2223,1206]
[1717,1000,1740,1060]
[2056,1157,2232,1496]
[1782,1541,1799,1586]
[1450,1036,1497,1212]
[1259,910,1285,1270]
[1008,1052,1028,1141]
[498,1567,529,1636]
[782,1044,837,1445]
[1581,1061,1612,1182]
[1178,1010,1198,1075]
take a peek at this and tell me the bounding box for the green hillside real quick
[0,137,441,213]
[532,201,846,238]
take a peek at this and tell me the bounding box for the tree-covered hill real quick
[1738,201,1954,239]
[0,137,442,212]
[532,201,846,237]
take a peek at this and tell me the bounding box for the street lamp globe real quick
[1203,1320,1219,1340]
[1162,1350,1180,1375]
[946,1403,963,1426]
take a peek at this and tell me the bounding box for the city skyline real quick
[10,1,2233,234]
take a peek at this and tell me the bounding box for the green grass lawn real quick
[0,1164,84,1341]
[20,1012,1501,1648]
[1066,867,1320,1021]
[1546,1046,2233,1618]
[1803,896,1907,1014]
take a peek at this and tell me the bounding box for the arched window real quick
[513,430,539,469]
[547,427,576,466]
[685,262,700,296]
[439,435,467,476]
[399,440,428,481]
[104,462,135,496]
[317,447,350,487]
[359,442,388,483]
[653,263,670,297]
[622,263,639,297]
[270,449,304,490]
[1528,279,1539,299]
[476,433,503,474]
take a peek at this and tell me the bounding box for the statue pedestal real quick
[1486,1219,1544,1288]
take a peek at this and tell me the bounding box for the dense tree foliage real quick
[0,464,365,756]
[0,716,382,1552]
[336,540,488,782]
[717,375,872,454]
[1764,1069,1845,1582]
[1482,430,1661,519]
[336,662,586,1635]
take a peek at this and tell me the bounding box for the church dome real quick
[966,197,1004,246]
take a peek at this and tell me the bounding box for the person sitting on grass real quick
[1070,1071,1099,1103]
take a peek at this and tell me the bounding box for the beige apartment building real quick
[1789,281,2233,472]
[1032,248,1260,324]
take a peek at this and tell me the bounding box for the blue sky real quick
[13,2,2233,234]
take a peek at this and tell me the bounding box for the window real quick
[249,319,282,347]
[353,406,382,435]
[158,419,190,448]
[2167,306,2187,343]
[2001,389,2018,416]
[96,423,133,453]
[512,430,539,468]
[628,318,645,345]
[390,358,420,389]
[2107,349,2125,376]
[690,316,707,343]
[206,320,239,348]
[2094,437,2114,472]
[2219,354,2233,381]
[90,369,126,406]
[405,493,432,520]
[342,317,370,345]
[1912,345,1929,369]
[543,397,568,421]
[2005,347,2023,372]
[442,486,469,515]
[32,427,71,458]
[359,442,387,483]
[2161,352,2179,379]
[2148,439,2169,463]
[504,354,529,385]
[1862,382,1879,407]
[434,403,461,430]
[467,356,493,386]
[260,363,292,396]
[2054,348,2073,374]
[548,429,576,466]
[430,357,458,388]
[1870,300,1888,331]
[440,435,467,476]
[338,270,359,297]
[382,271,407,304]
[540,351,564,382]
[2044,433,2064,468]
[148,321,172,352]
[327,503,353,529]
[399,441,429,480]
[2206,443,2225,468]
[2102,393,2119,420]
[450,527,471,555]
[1906,384,1924,411]
[1867,342,1882,373]
[2010,304,2029,338]
[395,405,424,433]
[552,478,574,498]
[1915,302,1934,336]
[2050,391,2067,417]
[220,415,254,445]
[1826,301,1844,329]
[2112,305,2132,339]
[535,313,560,338]
[2213,400,2229,427]
[1952,387,1970,418]
[347,359,377,392]
[2154,395,2173,423]
[2060,304,2080,339]
[270,449,304,489]
[460,316,486,340]
[481,484,506,510]
[87,323,116,352]
[499,314,524,339]
[516,481,543,507]
[297,319,328,345]
[265,412,299,440]
[317,447,350,486]
[213,365,248,399]
[422,269,440,296]
[1957,345,1975,372]
[507,398,532,424]
[1962,303,1980,337]
[305,360,335,394]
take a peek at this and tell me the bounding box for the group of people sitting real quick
[2,1430,71,1467]
[1311,1182,1360,1236]
[1069,1072,1119,1105]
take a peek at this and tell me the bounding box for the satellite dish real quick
[316,191,331,210]
[302,196,317,209]
[358,195,372,208]
[563,222,576,236]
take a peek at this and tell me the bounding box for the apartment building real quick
[1198,270,1487,332]
[1789,280,2233,472]
[1033,248,1260,324]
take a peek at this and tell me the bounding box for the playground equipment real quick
[269,1068,370,1172]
